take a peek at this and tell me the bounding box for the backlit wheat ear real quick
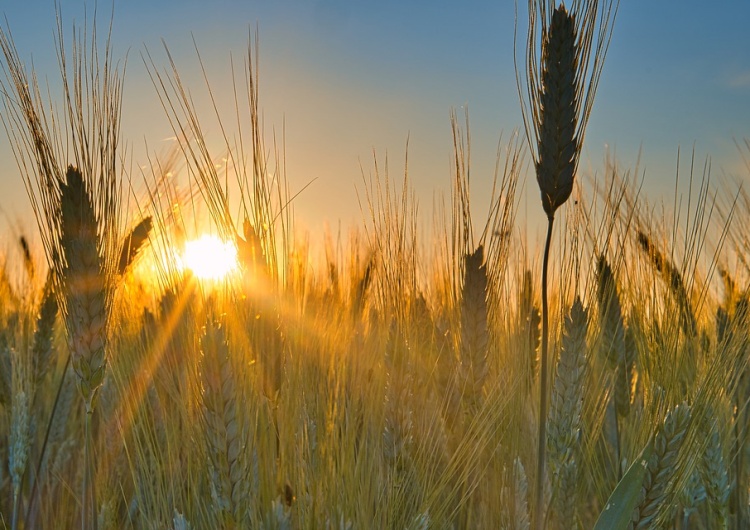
[352,254,375,318]
[19,236,35,283]
[548,298,588,461]
[237,217,268,277]
[117,216,153,275]
[31,272,58,394]
[535,7,578,216]
[636,230,697,337]
[460,245,489,407]
[596,255,625,367]
[519,0,617,220]
[59,166,108,413]
[596,255,635,417]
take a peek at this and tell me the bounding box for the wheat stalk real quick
[517,2,617,525]
[519,270,541,387]
[0,12,125,528]
[0,342,10,408]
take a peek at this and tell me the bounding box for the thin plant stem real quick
[535,214,554,530]
[12,479,20,530]
[733,396,745,529]
[82,409,97,530]
[614,403,622,482]
[26,354,72,525]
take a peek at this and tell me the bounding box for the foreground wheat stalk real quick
[517,1,616,527]
[0,12,123,529]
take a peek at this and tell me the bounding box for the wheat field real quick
[0,2,748,529]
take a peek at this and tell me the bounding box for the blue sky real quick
[1,1,749,241]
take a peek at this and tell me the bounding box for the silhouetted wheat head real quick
[519,0,618,220]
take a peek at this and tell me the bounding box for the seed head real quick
[517,0,618,218]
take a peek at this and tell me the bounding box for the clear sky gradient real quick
[1,1,749,242]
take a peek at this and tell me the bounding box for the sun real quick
[180,235,238,280]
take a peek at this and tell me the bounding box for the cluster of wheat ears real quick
[0,1,748,529]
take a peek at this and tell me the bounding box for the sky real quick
[0,1,749,246]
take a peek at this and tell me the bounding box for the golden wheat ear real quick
[19,236,35,283]
[117,216,153,275]
[59,165,108,413]
[459,245,489,406]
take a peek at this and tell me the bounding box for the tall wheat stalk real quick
[517,1,616,526]
[0,11,124,529]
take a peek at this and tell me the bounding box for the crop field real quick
[0,1,748,529]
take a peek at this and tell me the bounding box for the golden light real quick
[180,235,238,280]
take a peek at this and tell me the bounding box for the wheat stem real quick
[535,214,554,530]
[25,353,72,524]
[83,410,98,530]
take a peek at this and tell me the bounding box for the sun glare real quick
[181,235,238,280]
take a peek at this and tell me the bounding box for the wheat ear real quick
[19,236,35,283]
[631,402,691,528]
[117,216,153,275]
[200,315,249,526]
[59,166,111,530]
[548,298,588,462]
[32,272,59,392]
[596,255,635,417]
[460,245,489,407]
[10,346,32,530]
[547,297,588,524]
[59,166,108,414]
[534,7,579,217]
[513,457,531,530]
[636,230,697,337]
[700,419,730,526]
